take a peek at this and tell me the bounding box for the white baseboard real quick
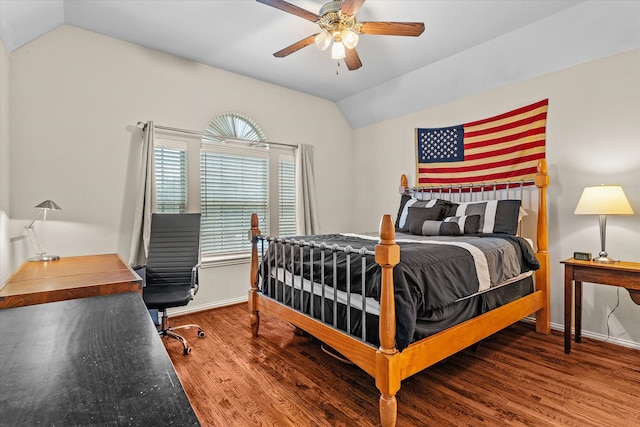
[167,295,248,317]
[522,316,640,351]
[165,306,640,351]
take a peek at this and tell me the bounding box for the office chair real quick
[140,213,205,355]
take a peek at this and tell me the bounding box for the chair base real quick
[158,310,205,355]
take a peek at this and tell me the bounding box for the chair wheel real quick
[183,346,192,355]
[198,330,206,338]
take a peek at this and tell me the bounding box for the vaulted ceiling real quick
[1,1,638,128]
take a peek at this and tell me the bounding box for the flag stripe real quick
[415,99,548,187]
[418,160,542,182]
[464,141,545,161]
[419,152,545,174]
[465,111,548,139]
[464,128,546,150]
[465,99,549,127]
[418,166,539,185]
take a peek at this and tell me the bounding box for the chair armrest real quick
[191,263,200,295]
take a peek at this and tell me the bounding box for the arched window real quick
[200,113,295,258]
[203,112,267,143]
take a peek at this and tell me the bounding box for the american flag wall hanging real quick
[415,99,548,187]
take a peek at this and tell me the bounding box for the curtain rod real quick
[136,121,299,149]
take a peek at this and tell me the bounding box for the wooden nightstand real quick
[561,258,640,354]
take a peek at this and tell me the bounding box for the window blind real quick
[278,159,296,236]
[154,145,187,213]
[200,148,269,256]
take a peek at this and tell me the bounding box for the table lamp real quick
[574,185,634,263]
[25,200,62,262]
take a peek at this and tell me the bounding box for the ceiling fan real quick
[256,0,425,71]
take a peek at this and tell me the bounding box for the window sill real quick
[200,253,252,268]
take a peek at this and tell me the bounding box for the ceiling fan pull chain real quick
[336,60,341,75]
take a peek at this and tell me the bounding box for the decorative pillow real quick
[445,200,521,234]
[407,215,480,236]
[443,214,481,234]
[400,205,446,232]
[409,220,460,236]
[395,194,413,228]
[396,196,452,230]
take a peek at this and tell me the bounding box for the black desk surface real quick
[0,292,199,426]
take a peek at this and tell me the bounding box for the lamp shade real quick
[331,41,345,60]
[35,200,62,211]
[574,185,634,215]
[340,29,359,49]
[314,30,331,51]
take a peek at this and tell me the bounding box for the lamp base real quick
[28,254,60,262]
[592,255,617,263]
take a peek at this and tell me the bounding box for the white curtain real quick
[295,144,321,235]
[128,121,156,267]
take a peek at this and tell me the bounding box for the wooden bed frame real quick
[248,160,550,427]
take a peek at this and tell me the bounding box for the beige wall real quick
[6,25,354,307]
[0,38,10,283]
[353,48,640,348]
[4,25,639,348]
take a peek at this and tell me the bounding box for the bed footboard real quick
[249,213,402,427]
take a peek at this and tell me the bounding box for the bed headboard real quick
[399,160,548,249]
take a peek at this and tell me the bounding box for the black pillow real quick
[442,214,481,234]
[409,216,480,236]
[445,200,521,234]
[400,205,446,232]
[395,194,412,229]
[396,198,452,230]
[409,220,460,236]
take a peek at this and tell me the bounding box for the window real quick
[153,113,296,262]
[278,157,296,236]
[154,140,187,213]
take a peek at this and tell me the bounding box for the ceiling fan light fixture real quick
[258,0,425,71]
[340,29,359,49]
[314,30,332,51]
[331,40,345,59]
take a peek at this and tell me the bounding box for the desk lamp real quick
[25,200,62,262]
[574,185,633,263]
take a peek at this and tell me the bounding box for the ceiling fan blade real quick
[256,0,319,22]
[273,34,318,57]
[344,48,363,71]
[341,0,366,16]
[360,22,425,37]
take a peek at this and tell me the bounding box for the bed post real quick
[375,214,401,427]
[248,213,261,337]
[535,160,551,334]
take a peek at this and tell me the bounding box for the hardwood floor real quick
[164,304,640,426]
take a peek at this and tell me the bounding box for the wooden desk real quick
[0,254,141,308]
[0,292,200,425]
[561,258,640,354]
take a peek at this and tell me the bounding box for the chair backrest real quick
[145,213,201,287]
